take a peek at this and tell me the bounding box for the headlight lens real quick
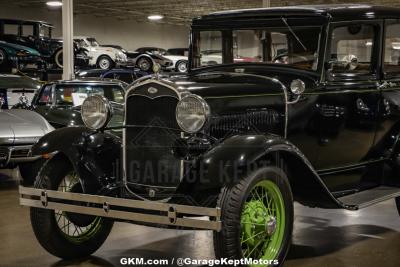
[176,95,210,133]
[290,79,305,95]
[81,95,112,130]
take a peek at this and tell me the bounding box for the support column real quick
[62,0,74,80]
[263,0,271,7]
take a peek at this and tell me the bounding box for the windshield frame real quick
[189,18,327,75]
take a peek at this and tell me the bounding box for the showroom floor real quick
[1,169,399,267]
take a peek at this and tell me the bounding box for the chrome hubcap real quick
[139,59,150,70]
[265,215,277,236]
[99,59,110,69]
[178,62,187,72]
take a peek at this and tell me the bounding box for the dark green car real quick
[0,40,45,75]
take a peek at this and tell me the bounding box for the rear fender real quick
[178,135,343,209]
[32,127,121,193]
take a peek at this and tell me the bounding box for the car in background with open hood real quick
[0,74,41,109]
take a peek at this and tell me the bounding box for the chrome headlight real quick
[176,95,210,133]
[81,95,112,130]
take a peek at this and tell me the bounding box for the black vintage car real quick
[0,19,89,69]
[19,5,400,266]
[30,79,126,128]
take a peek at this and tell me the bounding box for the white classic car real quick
[74,37,127,70]
[132,47,188,73]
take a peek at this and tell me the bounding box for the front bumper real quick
[0,145,41,168]
[19,186,222,231]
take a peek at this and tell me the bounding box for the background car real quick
[31,79,126,128]
[132,47,188,72]
[74,36,127,70]
[126,46,173,72]
[167,48,188,56]
[0,108,54,185]
[0,41,45,76]
[0,18,89,69]
[76,68,148,84]
[0,74,41,109]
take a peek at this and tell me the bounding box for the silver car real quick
[0,109,54,184]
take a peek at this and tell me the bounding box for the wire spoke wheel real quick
[240,180,286,263]
[54,171,102,244]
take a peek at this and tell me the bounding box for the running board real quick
[19,186,221,232]
[337,186,400,210]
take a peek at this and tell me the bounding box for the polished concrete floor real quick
[1,169,399,267]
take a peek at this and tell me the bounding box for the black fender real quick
[178,135,345,209]
[32,126,121,193]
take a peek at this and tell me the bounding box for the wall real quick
[0,3,190,51]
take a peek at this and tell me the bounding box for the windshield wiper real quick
[281,17,307,51]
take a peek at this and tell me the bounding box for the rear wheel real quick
[30,155,113,259]
[137,57,153,72]
[213,166,293,267]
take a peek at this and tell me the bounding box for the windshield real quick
[55,84,124,106]
[192,26,322,71]
[87,38,99,47]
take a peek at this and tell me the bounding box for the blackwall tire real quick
[175,60,188,73]
[30,154,113,259]
[213,166,293,267]
[137,57,153,72]
[97,55,114,70]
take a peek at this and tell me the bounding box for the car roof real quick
[195,4,400,22]
[0,74,41,89]
[0,18,53,27]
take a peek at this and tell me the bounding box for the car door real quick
[314,21,382,192]
[375,19,400,180]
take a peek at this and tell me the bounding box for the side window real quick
[329,24,377,75]
[22,25,34,37]
[38,85,53,105]
[384,20,400,76]
[4,24,19,35]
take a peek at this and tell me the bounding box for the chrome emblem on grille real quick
[148,87,158,94]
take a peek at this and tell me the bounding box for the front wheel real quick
[213,166,293,267]
[30,154,113,259]
[97,55,114,70]
[54,49,63,69]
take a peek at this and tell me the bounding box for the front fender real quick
[32,126,122,192]
[178,135,343,209]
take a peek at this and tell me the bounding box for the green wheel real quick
[30,154,113,259]
[214,166,293,267]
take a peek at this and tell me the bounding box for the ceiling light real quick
[148,15,164,21]
[46,1,62,7]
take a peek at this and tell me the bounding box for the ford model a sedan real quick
[19,5,400,265]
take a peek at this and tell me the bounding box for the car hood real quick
[0,109,54,145]
[0,41,41,56]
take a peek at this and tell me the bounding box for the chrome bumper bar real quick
[19,186,222,231]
